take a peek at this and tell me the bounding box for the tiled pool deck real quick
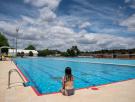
[0,61,135,102]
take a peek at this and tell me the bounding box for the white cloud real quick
[79,22,91,29]
[0,21,18,35]
[1,0,135,51]
[1,16,135,51]
[21,16,35,24]
[39,7,56,22]
[120,1,135,31]
[125,0,135,8]
[120,14,135,31]
[24,0,61,9]
[2,18,135,51]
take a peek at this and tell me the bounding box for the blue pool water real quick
[14,57,135,94]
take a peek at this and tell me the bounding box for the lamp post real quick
[16,28,19,56]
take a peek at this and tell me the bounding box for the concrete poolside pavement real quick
[0,61,135,102]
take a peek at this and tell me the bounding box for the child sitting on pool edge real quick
[61,67,74,96]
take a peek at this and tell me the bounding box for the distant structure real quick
[0,46,11,54]
[8,49,38,56]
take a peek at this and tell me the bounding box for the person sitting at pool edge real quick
[61,67,74,96]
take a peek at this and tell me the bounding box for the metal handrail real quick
[8,69,25,88]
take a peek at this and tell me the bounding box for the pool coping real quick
[13,61,135,96]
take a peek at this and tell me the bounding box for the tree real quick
[29,51,33,56]
[25,45,35,50]
[38,49,49,56]
[0,32,9,47]
[61,52,69,56]
[38,49,61,56]
[65,46,80,57]
[0,32,9,54]
[71,46,80,55]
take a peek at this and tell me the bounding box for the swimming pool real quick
[14,57,135,95]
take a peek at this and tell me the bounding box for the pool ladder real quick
[8,69,25,88]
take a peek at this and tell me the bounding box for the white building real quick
[8,49,38,56]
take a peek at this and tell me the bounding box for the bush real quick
[29,51,33,56]
[17,52,21,56]
[38,50,47,56]
[20,52,24,58]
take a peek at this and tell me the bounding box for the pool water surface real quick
[14,57,135,94]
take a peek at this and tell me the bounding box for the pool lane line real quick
[13,61,42,96]
[32,61,95,93]
[19,64,42,94]
[37,61,117,83]
[33,61,135,93]
[21,64,52,96]
[17,60,64,94]
[34,63,62,84]
[42,59,135,80]
[13,61,90,96]
[33,60,92,84]
[30,58,135,78]
[48,58,135,67]
[18,61,62,95]
[42,58,135,75]
[29,58,135,76]
[48,60,135,81]
[38,60,133,87]
[39,61,131,90]
[36,61,94,84]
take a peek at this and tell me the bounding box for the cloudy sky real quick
[0,0,135,51]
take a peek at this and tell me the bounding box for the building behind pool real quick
[8,49,38,56]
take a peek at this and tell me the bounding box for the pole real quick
[16,28,19,56]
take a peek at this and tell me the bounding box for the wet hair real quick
[65,67,72,81]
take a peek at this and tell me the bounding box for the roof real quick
[0,46,10,49]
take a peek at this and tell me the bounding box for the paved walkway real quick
[0,61,135,102]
